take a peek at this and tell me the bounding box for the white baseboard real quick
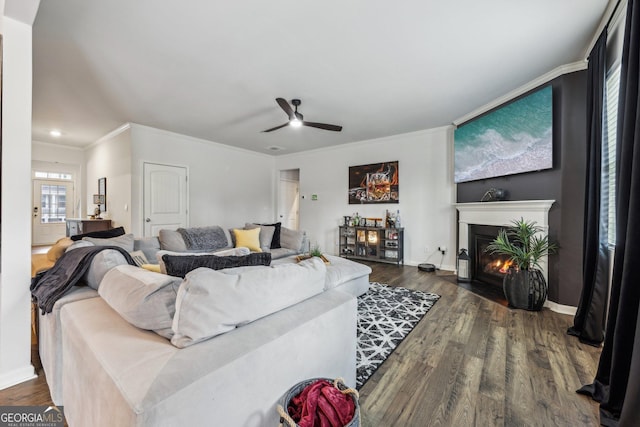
[395,262,578,316]
[407,260,456,272]
[0,365,37,391]
[544,300,577,316]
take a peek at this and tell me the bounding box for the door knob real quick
[145,218,151,222]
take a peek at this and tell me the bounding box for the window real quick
[603,63,621,246]
[40,184,68,223]
[34,171,72,180]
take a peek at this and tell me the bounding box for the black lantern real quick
[457,249,471,282]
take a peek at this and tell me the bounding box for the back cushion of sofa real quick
[82,234,135,252]
[84,249,130,290]
[99,264,182,338]
[158,229,188,252]
[134,236,161,264]
[280,227,304,251]
[171,257,326,348]
[244,223,276,252]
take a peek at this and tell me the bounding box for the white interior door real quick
[32,179,74,245]
[143,163,188,237]
[278,170,299,230]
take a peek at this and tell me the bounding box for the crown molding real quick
[86,123,132,149]
[452,61,587,127]
[276,125,454,160]
[583,0,626,59]
[129,123,274,160]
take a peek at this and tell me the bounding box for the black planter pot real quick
[502,268,547,311]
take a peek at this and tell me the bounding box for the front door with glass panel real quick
[32,179,74,245]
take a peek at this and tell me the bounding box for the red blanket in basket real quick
[288,379,355,427]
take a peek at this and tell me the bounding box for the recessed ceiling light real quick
[50,130,62,137]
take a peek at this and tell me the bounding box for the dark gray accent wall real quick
[456,70,587,306]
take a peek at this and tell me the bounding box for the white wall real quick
[0,5,39,390]
[84,126,133,232]
[275,127,457,269]
[130,124,276,236]
[32,141,84,218]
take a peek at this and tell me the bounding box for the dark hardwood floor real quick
[0,262,601,426]
[359,262,602,426]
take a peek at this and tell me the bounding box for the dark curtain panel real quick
[578,1,640,425]
[568,29,609,345]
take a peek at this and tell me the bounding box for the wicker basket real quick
[277,377,360,427]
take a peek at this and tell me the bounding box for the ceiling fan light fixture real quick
[263,98,341,133]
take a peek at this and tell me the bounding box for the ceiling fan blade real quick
[303,121,343,132]
[275,98,294,119]
[262,122,290,133]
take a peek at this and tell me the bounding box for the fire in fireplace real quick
[469,225,512,287]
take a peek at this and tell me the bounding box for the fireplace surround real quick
[455,200,555,289]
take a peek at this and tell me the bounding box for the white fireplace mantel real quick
[455,199,555,291]
[455,200,555,229]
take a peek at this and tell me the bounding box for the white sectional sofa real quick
[36,228,372,426]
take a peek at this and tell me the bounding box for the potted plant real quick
[297,244,330,264]
[485,218,557,310]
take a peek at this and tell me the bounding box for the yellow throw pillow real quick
[46,237,74,262]
[233,228,262,252]
[141,264,162,273]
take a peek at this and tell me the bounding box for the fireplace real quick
[469,225,512,287]
[455,200,555,291]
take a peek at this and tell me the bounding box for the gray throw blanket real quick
[177,226,228,251]
[31,246,135,314]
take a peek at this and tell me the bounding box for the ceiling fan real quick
[262,98,342,133]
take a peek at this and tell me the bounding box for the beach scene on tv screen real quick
[454,85,553,183]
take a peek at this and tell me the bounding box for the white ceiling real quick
[32,0,609,155]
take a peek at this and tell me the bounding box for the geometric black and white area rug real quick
[356,282,440,389]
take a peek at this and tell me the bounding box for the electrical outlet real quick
[438,246,447,255]
[424,246,430,253]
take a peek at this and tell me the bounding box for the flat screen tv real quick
[454,85,553,183]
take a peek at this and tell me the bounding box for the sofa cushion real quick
[162,252,272,278]
[83,249,131,290]
[47,237,74,262]
[268,247,299,260]
[69,226,125,241]
[171,257,326,348]
[83,234,135,252]
[260,222,282,249]
[99,264,182,338]
[244,223,276,252]
[280,227,304,251]
[155,247,251,274]
[31,253,54,278]
[158,229,188,252]
[232,228,262,252]
[178,226,229,251]
[133,236,161,264]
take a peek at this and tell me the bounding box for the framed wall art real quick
[454,85,553,183]
[348,161,399,204]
